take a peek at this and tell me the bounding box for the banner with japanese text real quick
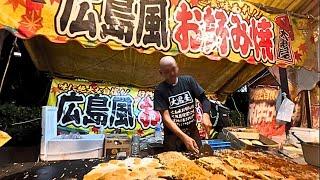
[0,0,316,67]
[248,86,285,138]
[47,78,207,137]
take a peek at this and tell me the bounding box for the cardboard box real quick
[222,127,278,150]
[231,132,260,140]
[104,134,131,159]
[289,127,320,148]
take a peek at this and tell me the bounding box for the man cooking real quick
[154,56,212,153]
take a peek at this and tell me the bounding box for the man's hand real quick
[182,135,199,154]
[161,110,199,153]
[202,113,213,139]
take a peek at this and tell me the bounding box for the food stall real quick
[0,0,319,179]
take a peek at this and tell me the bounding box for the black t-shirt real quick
[154,75,205,128]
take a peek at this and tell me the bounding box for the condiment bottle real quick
[131,133,140,157]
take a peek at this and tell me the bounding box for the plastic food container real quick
[202,139,231,150]
[301,142,320,167]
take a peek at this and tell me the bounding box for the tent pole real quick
[278,67,291,135]
[0,37,17,94]
[305,90,312,128]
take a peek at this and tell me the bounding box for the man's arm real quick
[188,76,212,138]
[161,110,199,153]
[198,93,212,138]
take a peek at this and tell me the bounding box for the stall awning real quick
[0,0,318,68]
[24,36,264,98]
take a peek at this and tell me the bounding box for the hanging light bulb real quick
[13,51,21,58]
[13,41,21,58]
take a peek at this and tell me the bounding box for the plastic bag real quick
[276,95,295,123]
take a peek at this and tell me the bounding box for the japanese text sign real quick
[47,78,162,136]
[0,0,314,67]
[248,86,285,137]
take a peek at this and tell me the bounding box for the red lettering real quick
[173,1,200,53]
[173,0,275,64]
[251,17,275,63]
[230,14,252,56]
[215,10,230,56]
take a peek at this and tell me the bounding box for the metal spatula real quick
[199,144,214,157]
